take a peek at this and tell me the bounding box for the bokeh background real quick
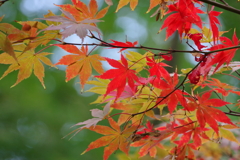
[0,0,239,160]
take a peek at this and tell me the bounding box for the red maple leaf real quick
[107,40,138,52]
[207,31,240,72]
[160,0,203,39]
[188,33,206,50]
[208,7,222,43]
[151,73,189,113]
[146,57,170,80]
[187,91,235,134]
[96,54,139,101]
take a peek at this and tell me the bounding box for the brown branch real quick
[59,40,240,56]
[199,0,240,15]
[173,121,197,129]
[219,0,229,6]
[223,112,240,117]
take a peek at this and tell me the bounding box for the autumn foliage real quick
[0,0,240,159]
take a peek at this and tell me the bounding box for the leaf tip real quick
[81,150,87,155]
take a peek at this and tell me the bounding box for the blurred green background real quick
[0,0,239,160]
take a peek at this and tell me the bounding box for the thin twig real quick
[219,0,228,6]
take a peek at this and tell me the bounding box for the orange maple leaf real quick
[55,44,105,88]
[131,121,172,158]
[82,117,137,160]
[57,0,109,21]
[173,118,210,149]
[116,0,139,12]
[199,78,240,96]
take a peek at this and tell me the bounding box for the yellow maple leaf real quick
[0,46,55,88]
[116,0,138,12]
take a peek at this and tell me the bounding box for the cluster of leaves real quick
[0,0,240,159]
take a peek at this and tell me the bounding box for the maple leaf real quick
[208,7,222,43]
[106,85,136,102]
[173,118,210,149]
[0,20,54,55]
[188,33,206,51]
[199,78,240,96]
[0,32,17,61]
[0,47,54,88]
[170,143,195,160]
[55,44,105,88]
[116,0,139,12]
[186,27,228,43]
[147,0,176,20]
[146,57,171,80]
[188,91,235,134]
[131,121,164,158]
[207,31,240,72]
[160,0,203,39]
[82,117,137,160]
[161,54,173,61]
[107,39,138,52]
[219,125,240,145]
[71,102,110,136]
[96,54,139,101]
[131,122,174,157]
[38,9,102,41]
[68,0,110,21]
[126,51,153,72]
[55,0,109,22]
[152,73,189,113]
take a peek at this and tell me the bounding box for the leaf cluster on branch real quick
[0,0,240,159]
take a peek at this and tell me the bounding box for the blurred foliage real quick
[0,0,239,160]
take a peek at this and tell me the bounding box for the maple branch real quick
[199,0,240,15]
[60,38,240,55]
[223,112,240,117]
[35,44,55,55]
[235,71,240,77]
[219,0,228,6]
[204,45,240,55]
[173,121,197,129]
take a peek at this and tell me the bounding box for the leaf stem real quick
[35,44,54,55]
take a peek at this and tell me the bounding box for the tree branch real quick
[199,0,240,15]
[61,40,240,55]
